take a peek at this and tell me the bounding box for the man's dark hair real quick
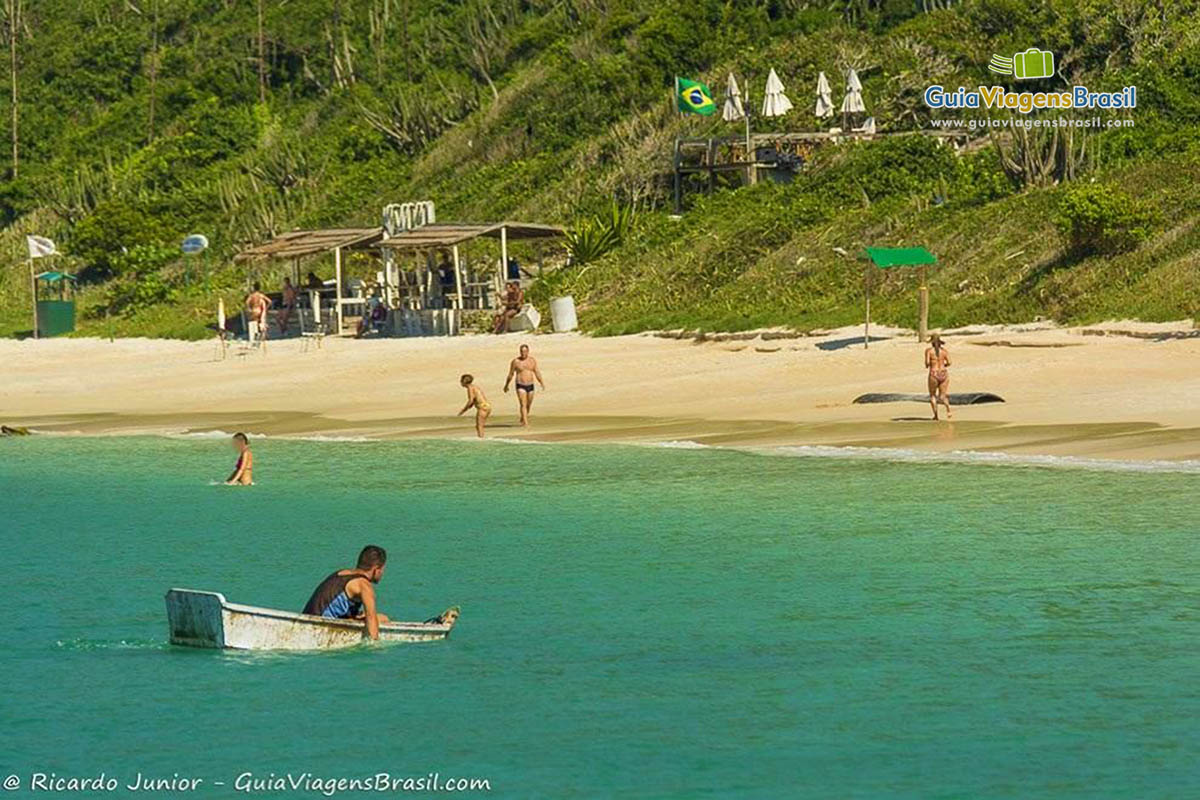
[233,432,248,444]
[357,545,387,569]
[253,282,261,292]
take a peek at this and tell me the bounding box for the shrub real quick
[71,203,171,278]
[1054,183,1158,256]
[563,202,635,266]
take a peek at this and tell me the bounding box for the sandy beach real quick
[3,322,1198,461]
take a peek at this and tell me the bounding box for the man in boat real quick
[225,432,254,485]
[503,343,546,426]
[302,545,391,640]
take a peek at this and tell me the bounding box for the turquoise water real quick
[1,436,1197,798]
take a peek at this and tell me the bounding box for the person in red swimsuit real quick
[925,334,952,421]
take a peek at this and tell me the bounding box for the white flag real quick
[26,235,57,259]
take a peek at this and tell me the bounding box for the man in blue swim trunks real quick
[503,343,546,427]
[302,545,390,640]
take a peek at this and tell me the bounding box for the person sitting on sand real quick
[492,282,524,334]
[925,333,952,421]
[457,374,492,438]
[355,294,388,338]
[503,343,546,427]
[225,432,254,485]
[302,545,391,641]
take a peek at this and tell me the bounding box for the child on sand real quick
[456,374,492,438]
[225,432,254,485]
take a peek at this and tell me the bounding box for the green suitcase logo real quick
[988,48,1055,80]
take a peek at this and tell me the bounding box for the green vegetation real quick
[1055,183,1158,257]
[0,0,1198,339]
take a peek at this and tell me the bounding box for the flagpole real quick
[29,256,37,339]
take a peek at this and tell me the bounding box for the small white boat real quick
[165,588,459,651]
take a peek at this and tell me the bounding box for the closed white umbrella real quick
[722,72,746,122]
[760,68,793,117]
[840,68,866,114]
[723,72,754,182]
[815,71,834,119]
[217,298,226,330]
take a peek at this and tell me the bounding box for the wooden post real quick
[707,138,716,193]
[28,258,36,339]
[452,245,463,310]
[863,264,871,350]
[917,266,929,343]
[672,138,682,215]
[499,225,508,305]
[334,245,344,334]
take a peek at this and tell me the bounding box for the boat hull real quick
[165,589,456,651]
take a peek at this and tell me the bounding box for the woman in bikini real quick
[925,334,952,421]
[457,374,492,438]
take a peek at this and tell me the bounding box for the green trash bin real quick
[36,299,76,337]
[33,271,78,337]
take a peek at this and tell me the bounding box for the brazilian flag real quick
[676,77,716,116]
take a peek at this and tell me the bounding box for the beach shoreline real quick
[4,321,1199,461]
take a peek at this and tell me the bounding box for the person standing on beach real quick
[504,344,545,427]
[225,432,254,485]
[925,334,952,421]
[245,284,272,343]
[301,545,390,640]
[278,277,298,334]
[458,374,492,438]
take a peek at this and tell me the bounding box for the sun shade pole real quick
[452,245,463,310]
[334,246,344,334]
[864,262,871,350]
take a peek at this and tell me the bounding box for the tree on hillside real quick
[2,0,19,178]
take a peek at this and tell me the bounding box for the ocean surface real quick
[1,436,1197,799]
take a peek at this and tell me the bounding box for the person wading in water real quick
[924,333,952,421]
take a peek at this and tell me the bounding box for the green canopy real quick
[863,247,937,268]
[35,271,77,282]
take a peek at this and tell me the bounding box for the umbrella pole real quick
[918,266,929,343]
[864,264,871,350]
[745,86,755,186]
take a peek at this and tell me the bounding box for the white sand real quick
[3,322,1198,460]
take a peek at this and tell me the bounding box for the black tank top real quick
[302,571,367,619]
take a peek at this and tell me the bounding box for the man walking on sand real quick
[245,283,272,344]
[504,343,546,427]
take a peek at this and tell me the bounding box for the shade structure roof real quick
[235,222,565,261]
[863,246,937,268]
[35,270,77,282]
[235,228,385,261]
[379,222,565,251]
